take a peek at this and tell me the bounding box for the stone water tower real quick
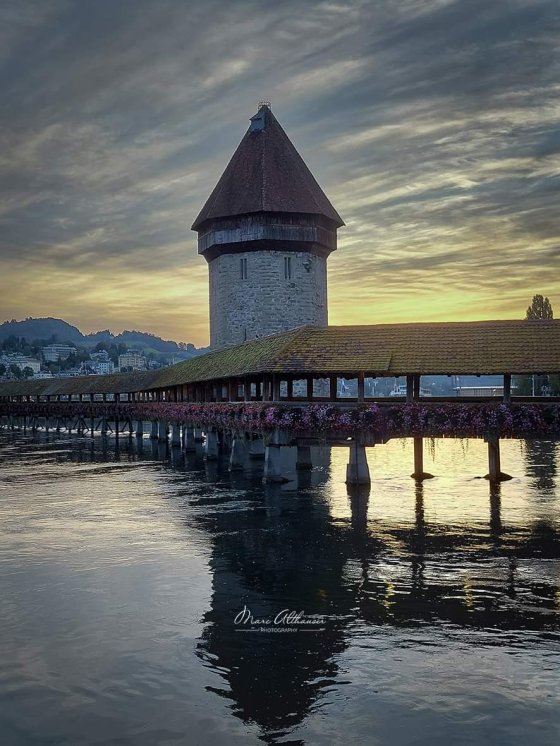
[192,103,344,349]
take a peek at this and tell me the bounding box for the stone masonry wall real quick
[209,250,328,348]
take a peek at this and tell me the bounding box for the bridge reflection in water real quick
[44,431,560,742]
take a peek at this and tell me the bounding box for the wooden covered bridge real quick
[1,320,559,486]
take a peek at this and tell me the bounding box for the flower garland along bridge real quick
[1,321,559,485]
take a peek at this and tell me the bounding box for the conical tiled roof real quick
[192,105,344,230]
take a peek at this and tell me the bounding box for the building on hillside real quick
[118,352,146,370]
[0,354,41,374]
[42,344,77,362]
[91,360,115,375]
[192,103,344,350]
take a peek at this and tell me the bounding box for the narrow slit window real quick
[284,256,292,279]
[240,257,248,280]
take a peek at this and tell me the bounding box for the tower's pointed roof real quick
[192,105,344,230]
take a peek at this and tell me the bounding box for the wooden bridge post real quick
[171,424,181,447]
[357,372,365,402]
[296,444,313,470]
[503,374,512,403]
[484,434,512,482]
[183,427,196,452]
[135,420,143,438]
[150,420,158,439]
[229,432,249,471]
[157,421,168,443]
[204,429,219,460]
[346,440,371,485]
[193,428,204,442]
[263,429,292,483]
[249,437,265,459]
[411,437,434,480]
[406,375,414,403]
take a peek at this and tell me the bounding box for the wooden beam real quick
[272,374,281,402]
[330,376,338,401]
[287,377,294,401]
[357,372,365,402]
[307,376,314,401]
[503,374,512,403]
[406,375,414,403]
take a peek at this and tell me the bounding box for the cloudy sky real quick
[1,0,559,345]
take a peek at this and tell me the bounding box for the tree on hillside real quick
[22,366,34,378]
[0,363,6,378]
[526,294,553,319]
[9,364,23,380]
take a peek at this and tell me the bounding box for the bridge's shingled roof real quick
[191,105,343,230]
[155,320,560,385]
[1,320,559,398]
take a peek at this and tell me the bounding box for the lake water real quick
[0,430,559,745]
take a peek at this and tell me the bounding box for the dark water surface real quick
[1,432,559,745]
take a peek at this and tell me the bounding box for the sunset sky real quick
[1,0,559,346]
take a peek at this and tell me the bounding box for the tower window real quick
[284,256,292,279]
[240,257,248,280]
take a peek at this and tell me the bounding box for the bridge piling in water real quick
[157,421,167,443]
[346,441,371,486]
[411,437,434,480]
[249,437,265,460]
[204,429,219,460]
[296,444,313,470]
[485,434,512,482]
[229,433,248,471]
[171,424,181,447]
[183,426,196,452]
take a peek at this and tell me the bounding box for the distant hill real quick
[0,317,206,356]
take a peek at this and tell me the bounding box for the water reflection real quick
[1,432,560,745]
[524,439,557,493]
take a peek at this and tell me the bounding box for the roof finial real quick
[258,100,271,109]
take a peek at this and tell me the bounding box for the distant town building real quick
[0,354,41,374]
[118,352,146,370]
[90,350,111,362]
[90,360,115,375]
[42,344,77,362]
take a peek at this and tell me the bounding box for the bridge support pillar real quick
[135,420,144,438]
[194,428,204,443]
[263,430,294,483]
[204,429,219,460]
[100,419,108,437]
[296,444,313,470]
[183,427,196,452]
[484,435,512,482]
[150,420,158,439]
[158,421,168,443]
[346,441,371,485]
[411,437,434,480]
[229,433,249,471]
[249,437,265,460]
[171,424,181,447]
